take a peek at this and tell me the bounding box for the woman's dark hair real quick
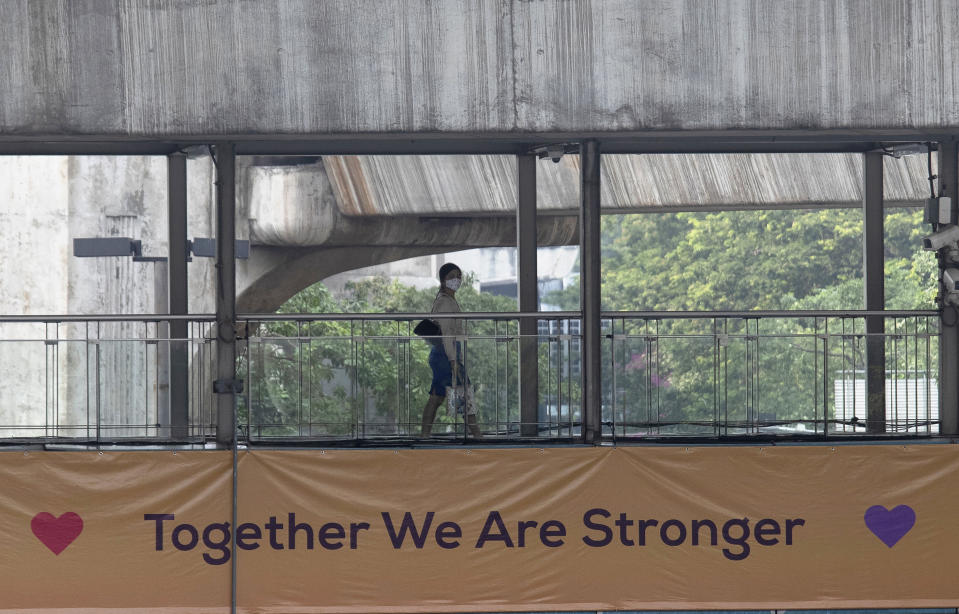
[438,262,461,282]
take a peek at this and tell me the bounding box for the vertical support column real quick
[863,151,886,433]
[214,143,238,447]
[154,260,170,435]
[517,155,539,437]
[168,153,190,440]
[939,140,959,436]
[580,140,602,443]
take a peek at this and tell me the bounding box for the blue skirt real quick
[429,342,465,396]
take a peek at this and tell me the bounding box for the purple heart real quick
[864,505,916,547]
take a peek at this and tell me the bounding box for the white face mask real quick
[445,278,461,291]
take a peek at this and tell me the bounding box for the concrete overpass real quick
[1,0,958,444]
[0,0,956,153]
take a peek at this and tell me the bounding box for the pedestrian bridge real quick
[0,309,938,444]
[3,2,959,612]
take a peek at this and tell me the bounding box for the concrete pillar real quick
[939,140,959,436]
[863,152,885,433]
[168,153,190,440]
[517,155,539,437]
[580,140,602,444]
[214,144,238,447]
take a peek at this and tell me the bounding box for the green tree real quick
[554,208,936,434]
[250,207,936,438]
[244,275,519,438]
[243,282,355,437]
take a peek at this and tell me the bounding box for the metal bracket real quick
[213,378,244,394]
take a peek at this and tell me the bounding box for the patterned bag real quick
[446,384,477,416]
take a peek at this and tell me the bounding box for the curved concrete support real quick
[237,215,578,313]
[235,158,578,312]
[243,160,339,246]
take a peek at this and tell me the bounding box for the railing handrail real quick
[243,309,939,320]
[0,309,936,324]
[603,309,938,319]
[238,311,580,321]
[0,308,940,443]
[0,314,217,323]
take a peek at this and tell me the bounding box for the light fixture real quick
[73,237,250,262]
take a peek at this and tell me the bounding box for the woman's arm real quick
[431,294,463,362]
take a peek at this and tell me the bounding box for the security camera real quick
[944,269,959,293]
[545,145,565,163]
[533,143,579,163]
[922,225,959,251]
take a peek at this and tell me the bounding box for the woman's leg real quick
[423,345,451,436]
[466,413,483,438]
[421,393,446,436]
[452,342,482,438]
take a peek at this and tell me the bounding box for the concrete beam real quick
[236,212,578,314]
[1,1,957,138]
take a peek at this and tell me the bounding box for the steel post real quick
[168,153,190,440]
[517,155,539,437]
[940,140,959,436]
[154,260,170,436]
[863,151,886,433]
[580,140,602,443]
[214,144,237,447]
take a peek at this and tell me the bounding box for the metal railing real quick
[0,315,219,443]
[604,311,940,439]
[0,310,941,444]
[237,312,581,441]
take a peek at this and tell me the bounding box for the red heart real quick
[31,512,83,555]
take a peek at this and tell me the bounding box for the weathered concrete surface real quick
[517,0,959,131]
[0,0,957,139]
[0,158,68,435]
[0,156,219,436]
[240,151,935,309]
[237,218,579,312]
[238,157,580,311]
[325,153,934,215]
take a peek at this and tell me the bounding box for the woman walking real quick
[421,263,482,438]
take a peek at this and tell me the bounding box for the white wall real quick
[0,155,219,436]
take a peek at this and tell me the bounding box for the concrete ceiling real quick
[1,0,957,152]
[324,153,935,217]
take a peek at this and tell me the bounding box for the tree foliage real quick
[550,208,933,311]
[242,275,519,437]
[247,207,936,438]
[553,208,937,434]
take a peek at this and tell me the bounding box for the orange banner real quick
[2,445,958,612]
